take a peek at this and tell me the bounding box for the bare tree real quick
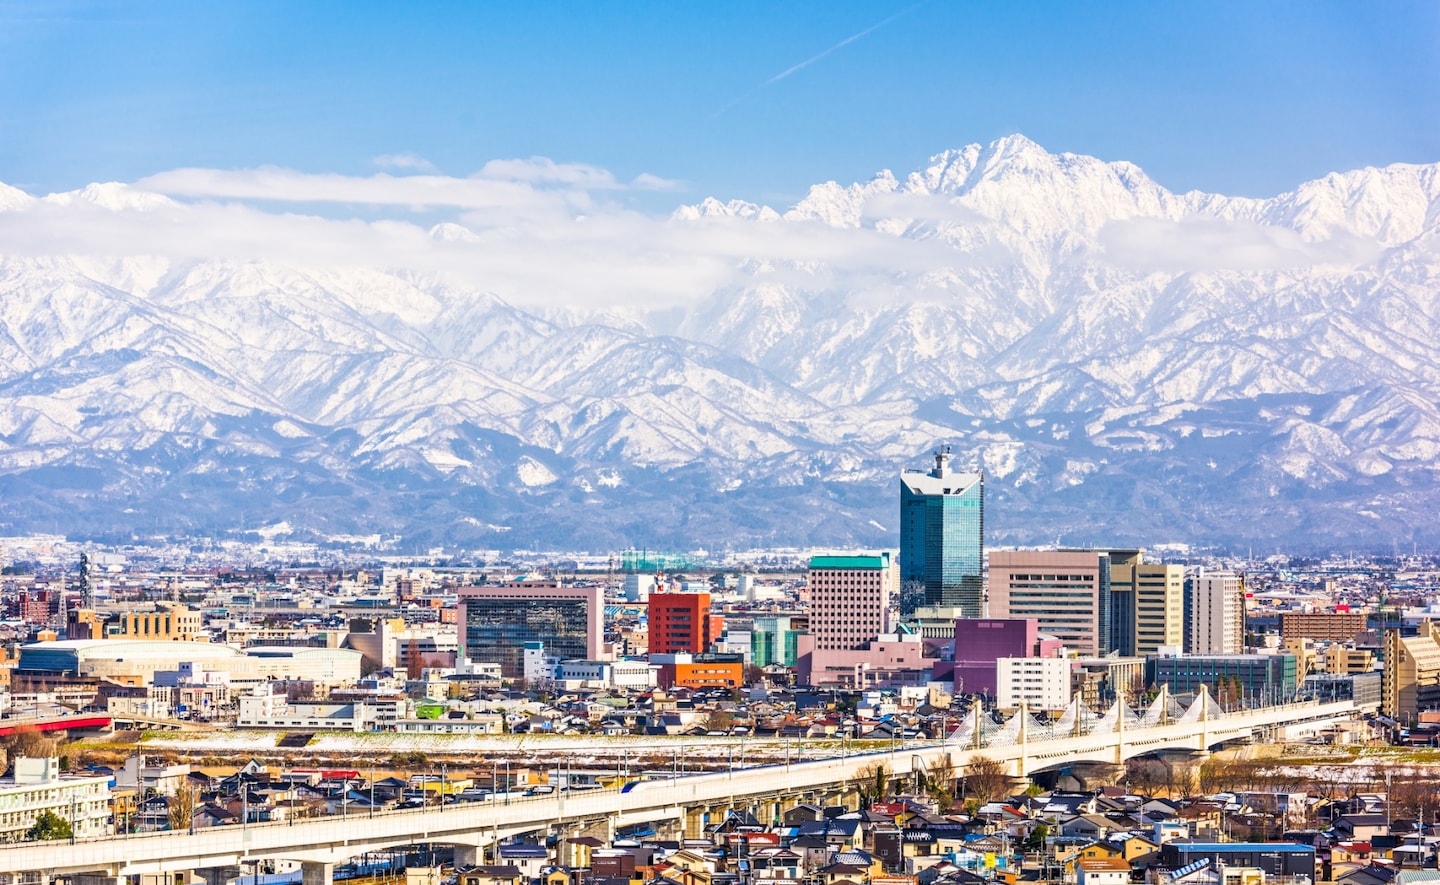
[962,755,1012,804]
[1125,758,1160,797]
[1198,754,1255,794]
[923,754,957,810]
[1389,775,1440,820]
[1162,759,1198,799]
[1,726,58,774]
[702,710,734,732]
[4,726,57,760]
[168,784,197,831]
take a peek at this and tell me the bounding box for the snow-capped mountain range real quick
[2,135,1439,552]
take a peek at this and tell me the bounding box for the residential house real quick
[748,847,803,881]
[564,836,606,869]
[1336,815,1393,842]
[1109,832,1160,865]
[1058,841,1124,878]
[1077,857,1132,885]
[459,867,524,885]
[1336,864,1398,885]
[498,844,548,883]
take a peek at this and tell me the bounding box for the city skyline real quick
[0,4,1429,879]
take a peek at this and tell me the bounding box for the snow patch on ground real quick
[516,457,558,486]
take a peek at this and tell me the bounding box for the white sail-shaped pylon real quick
[987,709,1025,748]
[1179,685,1225,723]
[1142,686,1186,727]
[1090,698,1144,735]
[1051,695,1098,737]
[948,705,979,747]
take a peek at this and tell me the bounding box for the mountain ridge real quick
[1,136,1438,552]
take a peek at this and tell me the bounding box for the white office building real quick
[996,656,1071,711]
[558,659,655,690]
[0,757,111,841]
[1186,569,1246,655]
[236,683,406,731]
[623,574,658,602]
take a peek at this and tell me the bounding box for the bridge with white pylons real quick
[0,687,1357,885]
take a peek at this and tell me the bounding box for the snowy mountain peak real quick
[1267,162,1440,245]
[2,139,1440,551]
[43,182,177,212]
[672,196,780,221]
[0,181,36,212]
[429,222,481,243]
[787,169,899,228]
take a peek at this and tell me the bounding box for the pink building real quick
[797,632,932,688]
[798,553,935,687]
[952,618,1037,697]
[806,554,892,651]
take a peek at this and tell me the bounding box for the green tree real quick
[1025,823,1050,852]
[25,809,72,841]
[852,762,891,805]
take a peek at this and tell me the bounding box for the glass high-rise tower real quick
[899,446,984,618]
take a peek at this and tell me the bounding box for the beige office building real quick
[1383,621,1440,719]
[990,548,1183,657]
[989,550,1110,656]
[108,603,204,641]
[1115,558,1184,655]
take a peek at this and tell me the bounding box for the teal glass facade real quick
[1146,653,1298,701]
[899,450,984,617]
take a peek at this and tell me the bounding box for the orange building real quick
[656,655,744,689]
[648,591,712,655]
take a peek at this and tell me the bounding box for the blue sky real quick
[0,0,1436,203]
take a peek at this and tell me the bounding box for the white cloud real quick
[474,157,619,188]
[631,172,684,191]
[136,167,561,211]
[372,153,437,172]
[859,190,983,227]
[1099,216,1383,272]
[0,155,1402,315]
[0,163,948,310]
